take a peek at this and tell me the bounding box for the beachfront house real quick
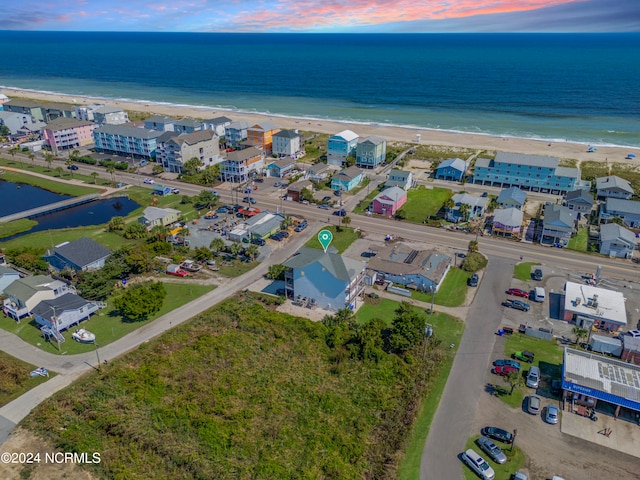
[3,275,70,321]
[331,166,363,192]
[371,186,407,216]
[220,146,264,183]
[138,206,182,229]
[0,111,36,136]
[43,237,111,272]
[435,158,469,182]
[599,223,636,259]
[385,169,414,190]
[224,121,250,148]
[93,124,163,160]
[41,103,76,122]
[3,99,45,122]
[596,175,634,200]
[283,247,367,311]
[173,118,203,134]
[272,129,301,157]
[564,189,594,213]
[43,117,96,154]
[599,198,640,228]
[0,266,21,294]
[355,136,386,169]
[327,130,359,167]
[446,193,488,223]
[33,293,101,335]
[75,104,129,125]
[144,115,176,132]
[472,152,589,194]
[541,204,576,246]
[491,208,523,236]
[202,116,232,137]
[497,186,527,210]
[156,130,220,174]
[246,121,280,154]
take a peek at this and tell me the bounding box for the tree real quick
[114,281,166,321]
[152,164,164,175]
[266,263,285,280]
[91,171,99,184]
[209,238,226,256]
[194,190,218,210]
[65,158,75,177]
[106,164,116,182]
[458,203,471,222]
[124,222,148,239]
[28,151,35,166]
[443,198,455,212]
[124,246,154,274]
[573,326,588,345]
[228,241,242,259]
[70,149,80,162]
[149,224,169,242]
[193,246,213,262]
[389,301,425,354]
[354,317,386,361]
[183,157,204,176]
[107,216,125,232]
[280,216,294,230]
[8,146,20,165]
[468,240,479,253]
[54,166,63,177]
[244,244,259,261]
[503,370,524,395]
[342,215,352,227]
[488,198,499,211]
[44,152,55,170]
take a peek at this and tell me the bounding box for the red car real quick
[506,288,529,299]
[493,365,518,376]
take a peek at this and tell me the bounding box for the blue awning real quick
[562,380,640,411]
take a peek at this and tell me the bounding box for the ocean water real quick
[0,32,638,147]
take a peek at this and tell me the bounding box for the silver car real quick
[476,436,508,464]
[546,404,560,424]
[528,395,541,415]
[462,449,495,480]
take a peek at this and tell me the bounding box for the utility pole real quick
[94,341,101,371]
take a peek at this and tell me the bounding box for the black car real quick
[333,190,342,196]
[480,426,514,444]
[532,268,543,281]
[251,238,266,246]
[280,231,290,238]
[468,273,479,287]
[321,196,332,203]
[270,233,284,241]
[333,209,347,216]
[67,164,79,170]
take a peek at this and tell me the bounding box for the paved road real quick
[0,225,316,445]
[420,255,513,479]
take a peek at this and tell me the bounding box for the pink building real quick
[43,117,96,154]
[372,186,407,216]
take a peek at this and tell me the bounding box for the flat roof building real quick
[562,281,627,332]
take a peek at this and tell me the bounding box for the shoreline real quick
[3,86,639,165]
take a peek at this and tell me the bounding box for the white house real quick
[599,223,636,259]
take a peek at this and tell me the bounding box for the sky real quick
[1,0,639,33]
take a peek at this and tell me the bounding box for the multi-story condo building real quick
[327,130,359,167]
[220,146,264,183]
[143,115,176,132]
[355,135,386,169]
[202,116,232,137]
[156,130,220,174]
[43,118,96,154]
[93,124,162,160]
[246,121,280,154]
[93,106,129,125]
[272,129,301,157]
[472,152,589,194]
[3,99,45,122]
[224,121,249,148]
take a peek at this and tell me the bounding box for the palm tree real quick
[228,241,243,259]
[443,198,455,212]
[107,216,125,232]
[8,146,21,166]
[150,225,170,242]
[44,152,55,170]
[458,203,471,222]
[244,244,259,261]
[572,326,588,346]
[106,165,116,183]
[342,215,352,227]
[54,166,63,177]
[28,151,35,166]
[209,238,226,256]
[65,159,75,177]
[91,171,99,184]
[468,240,479,253]
[280,215,294,230]
[70,149,80,162]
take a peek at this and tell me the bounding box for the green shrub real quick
[461,252,487,272]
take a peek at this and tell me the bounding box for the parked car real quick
[270,233,284,241]
[527,394,541,415]
[493,365,518,376]
[506,288,529,298]
[217,206,229,213]
[171,188,180,194]
[333,190,342,196]
[274,181,282,188]
[67,164,79,170]
[526,366,540,388]
[243,196,257,204]
[476,436,507,464]
[138,160,147,167]
[480,426,514,444]
[512,350,535,363]
[143,178,154,184]
[321,196,332,203]
[333,209,347,216]
[461,449,495,480]
[280,231,290,238]
[545,404,559,424]
[251,238,266,246]
[468,273,479,287]
[532,268,543,281]
[502,299,530,311]
[254,178,264,183]
[294,221,308,232]
[493,359,521,370]
[511,472,528,480]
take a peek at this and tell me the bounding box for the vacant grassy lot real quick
[23,294,458,479]
[0,218,38,239]
[461,435,525,480]
[407,267,472,307]
[353,188,380,214]
[567,227,588,252]
[0,351,54,408]
[0,283,214,355]
[398,186,452,223]
[513,261,540,282]
[305,225,360,253]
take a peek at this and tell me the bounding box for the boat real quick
[204,211,218,219]
[180,260,202,272]
[72,328,96,343]
[30,367,49,377]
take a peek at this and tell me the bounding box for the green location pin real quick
[318,229,333,253]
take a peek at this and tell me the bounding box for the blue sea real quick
[0,32,639,147]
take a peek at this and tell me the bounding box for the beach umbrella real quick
[628,153,636,158]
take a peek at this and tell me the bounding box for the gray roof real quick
[388,169,411,180]
[273,129,300,139]
[543,204,574,229]
[269,157,295,169]
[4,99,41,108]
[605,198,640,215]
[452,193,488,209]
[227,121,249,130]
[367,243,451,282]
[170,130,216,146]
[174,118,201,128]
[495,151,559,168]
[156,131,180,143]
[596,175,634,194]
[45,117,94,131]
[497,186,527,205]
[358,135,385,145]
[245,212,285,237]
[374,186,406,205]
[438,158,467,172]
[4,275,64,302]
[31,293,92,319]
[565,189,594,205]
[145,115,175,125]
[206,116,232,125]
[283,247,365,283]
[94,124,163,139]
[142,206,181,223]
[0,265,20,276]
[94,105,124,114]
[599,223,637,245]
[493,208,523,227]
[335,166,363,181]
[474,157,492,168]
[554,166,581,179]
[225,146,262,162]
[51,237,111,268]
[249,121,279,131]
[287,180,312,192]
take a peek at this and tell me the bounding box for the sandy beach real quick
[3,86,639,165]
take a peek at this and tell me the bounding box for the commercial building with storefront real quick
[562,282,628,332]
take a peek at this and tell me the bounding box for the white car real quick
[171,188,180,194]
[462,449,495,480]
[144,178,154,184]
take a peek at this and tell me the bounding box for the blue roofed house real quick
[32,293,101,337]
[491,208,524,237]
[327,130,359,167]
[283,247,367,311]
[497,186,527,210]
[0,266,21,294]
[331,166,363,192]
[367,243,452,293]
[144,115,176,132]
[355,136,386,169]
[541,204,576,246]
[43,237,111,272]
[385,169,414,190]
[173,118,202,134]
[596,175,634,200]
[436,158,469,182]
[599,223,636,259]
[446,193,488,223]
[600,198,640,228]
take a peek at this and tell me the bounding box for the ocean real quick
[0,32,639,147]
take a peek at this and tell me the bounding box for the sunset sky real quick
[1,0,638,32]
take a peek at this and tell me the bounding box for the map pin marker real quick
[318,229,333,253]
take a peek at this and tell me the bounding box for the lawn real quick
[216,259,260,278]
[513,261,540,282]
[0,218,38,239]
[353,188,381,214]
[0,163,102,196]
[398,186,452,223]
[408,267,472,307]
[0,224,138,251]
[0,283,215,355]
[305,225,360,253]
[461,435,525,480]
[0,350,55,408]
[567,227,588,252]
